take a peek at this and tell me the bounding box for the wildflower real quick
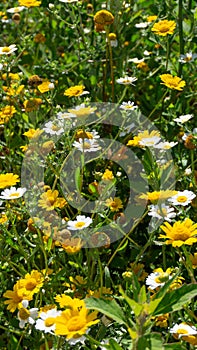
[35,308,61,333]
[38,189,67,211]
[3,84,24,96]
[0,213,8,224]
[139,190,178,203]
[129,262,148,281]
[61,238,83,254]
[147,15,157,22]
[59,0,78,2]
[17,300,38,328]
[120,101,138,110]
[102,169,114,181]
[2,72,21,81]
[73,138,101,152]
[179,52,197,63]
[0,173,19,189]
[137,61,149,72]
[146,268,176,289]
[116,76,138,85]
[68,104,96,117]
[160,74,186,91]
[94,10,114,26]
[67,215,92,230]
[170,323,197,339]
[0,44,17,55]
[18,270,44,295]
[154,141,178,149]
[64,85,89,97]
[135,22,149,28]
[18,0,41,7]
[75,129,100,141]
[105,197,123,212]
[7,7,25,13]
[190,253,197,269]
[108,33,118,47]
[0,187,26,200]
[183,134,196,150]
[174,114,193,124]
[151,20,176,36]
[23,128,43,139]
[0,105,16,124]
[55,301,99,338]
[87,287,113,299]
[34,33,46,43]
[3,283,33,312]
[148,204,176,222]
[37,81,54,93]
[28,74,42,86]
[168,190,196,206]
[127,130,161,148]
[153,314,169,328]
[43,120,64,135]
[159,218,197,247]
[23,98,42,112]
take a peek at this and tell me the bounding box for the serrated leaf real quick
[152,284,197,316]
[85,297,127,325]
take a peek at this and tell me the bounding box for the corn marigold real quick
[0,173,19,189]
[18,0,41,7]
[159,218,197,247]
[38,189,67,211]
[94,10,114,26]
[160,74,186,91]
[151,20,176,36]
[64,85,89,97]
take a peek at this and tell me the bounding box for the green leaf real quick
[164,343,185,350]
[119,286,143,317]
[85,297,127,325]
[75,167,82,193]
[152,284,197,316]
[137,333,164,350]
[138,285,146,304]
[108,339,124,350]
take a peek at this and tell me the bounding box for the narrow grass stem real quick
[178,0,184,76]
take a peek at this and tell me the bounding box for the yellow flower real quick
[129,262,148,281]
[151,20,176,36]
[105,197,123,212]
[61,238,83,254]
[159,218,197,247]
[2,72,20,81]
[147,15,158,22]
[152,313,169,328]
[137,61,149,72]
[64,85,89,97]
[54,297,99,338]
[139,190,178,203]
[0,105,16,124]
[17,270,44,295]
[34,33,46,43]
[94,10,114,26]
[102,169,114,180]
[23,128,43,139]
[38,189,67,211]
[0,173,19,189]
[127,130,161,147]
[3,84,24,96]
[0,213,8,224]
[189,253,197,269]
[23,98,42,112]
[37,81,54,93]
[87,287,113,299]
[18,0,41,7]
[3,283,33,312]
[160,74,186,91]
[109,32,117,40]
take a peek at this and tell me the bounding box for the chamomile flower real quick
[43,120,64,135]
[179,52,197,63]
[148,204,176,222]
[73,138,101,152]
[0,187,26,200]
[35,308,61,334]
[170,323,197,338]
[120,101,138,110]
[146,268,174,289]
[17,300,38,329]
[67,215,92,230]
[7,6,25,13]
[116,76,138,85]
[168,190,196,206]
[174,114,193,124]
[0,44,17,55]
[154,141,178,149]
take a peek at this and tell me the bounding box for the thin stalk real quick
[178,0,184,76]
[106,28,115,102]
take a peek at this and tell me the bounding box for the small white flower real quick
[128,58,144,63]
[148,204,176,222]
[170,323,197,338]
[17,301,38,329]
[73,138,101,152]
[154,141,178,149]
[43,120,64,135]
[59,0,78,3]
[7,7,25,13]
[139,136,161,147]
[135,22,149,28]
[67,215,92,230]
[184,168,192,175]
[0,187,26,200]
[116,76,138,85]
[57,111,76,120]
[144,50,152,56]
[0,44,18,55]
[35,308,61,334]
[168,190,196,206]
[179,52,197,63]
[146,270,172,290]
[174,114,193,124]
[120,101,138,110]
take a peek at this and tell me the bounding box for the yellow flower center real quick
[51,124,61,131]
[176,195,187,203]
[67,316,85,331]
[44,317,56,327]
[25,278,36,291]
[10,192,20,197]
[177,329,189,335]
[75,222,85,228]
[18,308,30,320]
[155,273,170,284]
[159,24,171,33]
[2,47,11,53]
[173,227,191,241]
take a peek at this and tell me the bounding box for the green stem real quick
[106,28,115,103]
[166,37,170,71]
[147,90,168,120]
[178,0,184,76]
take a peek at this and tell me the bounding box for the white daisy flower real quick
[57,111,76,120]
[128,58,144,63]
[174,114,193,124]
[17,300,38,329]
[168,190,196,206]
[170,323,197,338]
[138,136,161,147]
[120,101,138,110]
[0,44,18,55]
[43,120,64,135]
[154,141,178,149]
[35,308,61,334]
[179,52,197,63]
[146,270,173,290]
[67,215,92,230]
[184,168,192,176]
[7,7,25,13]
[59,0,78,3]
[73,138,101,152]
[116,76,138,85]
[0,187,26,200]
[148,204,176,222]
[135,22,149,28]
